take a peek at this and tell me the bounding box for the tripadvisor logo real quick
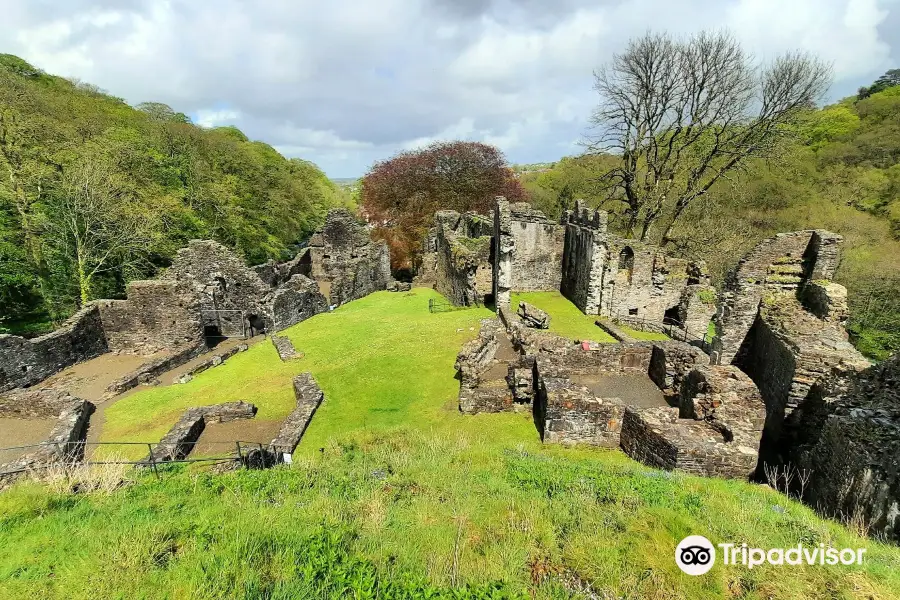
[675,535,867,575]
[676,535,716,575]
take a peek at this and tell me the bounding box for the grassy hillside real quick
[0,54,345,334]
[2,289,899,599]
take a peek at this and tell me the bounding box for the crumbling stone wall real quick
[98,280,200,353]
[163,240,275,337]
[560,206,607,313]
[712,230,842,364]
[620,365,765,479]
[648,342,710,396]
[790,356,900,542]
[491,199,564,307]
[456,318,525,414]
[733,296,869,461]
[0,304,108,393]
[536,377,625,446]
[146,401,257,463]
[560,200,711,324]
[269,275,328,330]
[307,209,391,306]
[0,390,95,483]
[270,372,325,457]
[433,212,493,306]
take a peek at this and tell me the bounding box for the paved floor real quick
[569,373,668,408]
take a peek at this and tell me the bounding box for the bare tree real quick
[584,31,832,244]
[43,160,156,304]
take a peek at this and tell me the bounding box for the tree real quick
[136,102,191,124]
[42,160,157,305]
[361,141,525,270]
[858,68,900,99]
[584,30,831,245]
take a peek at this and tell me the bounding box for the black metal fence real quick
[428,294,485,313]
[0,439,277,480]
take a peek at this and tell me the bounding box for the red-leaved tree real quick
[361,141,525,272]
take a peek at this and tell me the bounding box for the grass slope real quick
[510,292,616,343]
[2,289,899,599]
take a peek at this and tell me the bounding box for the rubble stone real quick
[516,301,550,329]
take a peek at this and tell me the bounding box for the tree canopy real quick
[585,30,831,244]
[360,141,524,271]
[0,56,344,332]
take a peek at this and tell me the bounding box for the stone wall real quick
[269,275,328,331]
[713,230,842,364]
[734,298,869,460]
[147,401,257,463]
[492,198,564,307]
[535,342,654,377]
[307,209,391,306]
[98,280,201,353]
[0,392,95,484]
[434,213,492,306]
[537,377,625,446]
[560,200,711,324]
[648,342,710,396]
[620,406,759,479]
[270,373,325,457]
[0,304,108,393]
[790,356,900,542]
[801,280,850,325]
[105,343,205,397]
[560,206,606,314]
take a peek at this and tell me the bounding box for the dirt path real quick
[41,353,160,402]
[0,417,55,464]
[191,419,283,457]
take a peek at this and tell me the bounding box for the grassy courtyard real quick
[1,288,899,599]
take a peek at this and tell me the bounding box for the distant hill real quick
[0,53,344,334]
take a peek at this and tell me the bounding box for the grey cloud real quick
[0,0,897,177]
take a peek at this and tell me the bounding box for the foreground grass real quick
[2,427,900,599]
[4,288,900,598]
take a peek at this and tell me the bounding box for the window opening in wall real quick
[618,247,635,285]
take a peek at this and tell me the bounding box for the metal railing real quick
[428,294,484,313]
[0,439,277,479]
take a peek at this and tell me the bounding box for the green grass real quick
[615,324,670,341]
[3,288,900,599]
[510,291,616,343]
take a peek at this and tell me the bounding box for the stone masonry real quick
[560,200,714,330]
[145,401,258,463]
[432,211,493,306]
[306,209,391,306]
[492,198,565,307]
[620,366,765,479]
[0,304,108,393]
[269,372,325,458]
[0,389,95,484]
[789,355,900,542]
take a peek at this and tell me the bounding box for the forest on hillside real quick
[520,78,900,359]
[0,54,349,335]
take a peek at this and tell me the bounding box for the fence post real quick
[147,443,160,480]
[235,441,243,468]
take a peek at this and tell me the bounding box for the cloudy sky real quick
[2,0,899,177]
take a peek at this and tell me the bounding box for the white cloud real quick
[195,108,241,128]
[0,0,897,177]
